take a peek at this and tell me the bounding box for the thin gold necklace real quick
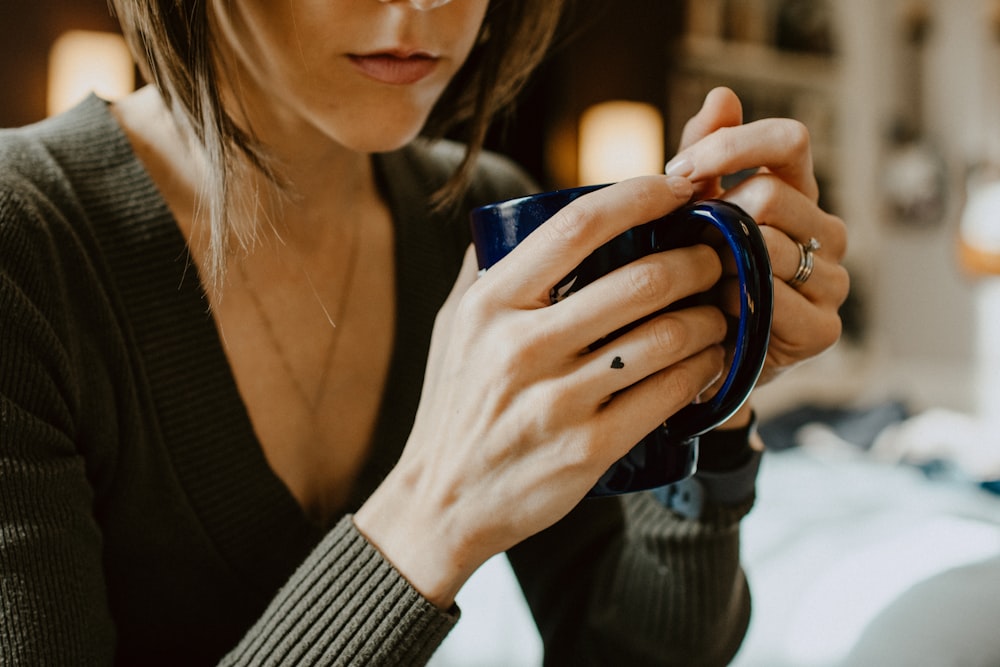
[237,216,364,414]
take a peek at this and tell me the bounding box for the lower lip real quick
[348,54,439,85]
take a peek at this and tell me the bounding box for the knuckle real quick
[528,380,563,416]
[781,312,842,360]
[651,315,688,353]
[660,368,699,403]
[564,433,602,473]
[779,118,812,153]
[624,261,665,305]
[455,282,494,326]
[818,313,844,350]
[543,200,595,245]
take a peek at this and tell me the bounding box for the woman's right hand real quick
[353,175,728,608]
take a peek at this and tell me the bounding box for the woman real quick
[0,0,848,665]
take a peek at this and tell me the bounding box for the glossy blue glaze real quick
[471,185,773,495]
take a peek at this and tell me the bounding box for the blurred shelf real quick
[675,36,841,92]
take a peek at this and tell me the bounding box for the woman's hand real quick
[354,176,728,607]
[668,87,850,392]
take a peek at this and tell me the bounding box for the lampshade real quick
[48,30,135,116]
[577,101,664,185]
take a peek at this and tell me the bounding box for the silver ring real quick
[788,237,821,288]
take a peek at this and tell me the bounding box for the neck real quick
[209,71,383,237]
[224,104,386,253]
[115,85,387,259]
[237,151,381,256]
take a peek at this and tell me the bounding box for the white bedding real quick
[430,418,1000,666]
[733,444,1000,667]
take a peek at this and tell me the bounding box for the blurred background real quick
[5,0,1000,665]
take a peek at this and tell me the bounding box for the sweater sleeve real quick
[0,191,118,664]
[220,517,458,666]
[0,388,118,667]
[507,472,755,667]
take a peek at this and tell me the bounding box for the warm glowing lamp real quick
[577,101,664,185]
[47,30,135,116]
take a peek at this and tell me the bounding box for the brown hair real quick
[108,0,569,287]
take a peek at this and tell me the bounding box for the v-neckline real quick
[84,93,468,592]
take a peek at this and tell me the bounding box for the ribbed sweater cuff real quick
[587,492,750,664]
[222,515,458,666]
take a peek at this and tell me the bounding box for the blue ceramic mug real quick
[470,184,773,496]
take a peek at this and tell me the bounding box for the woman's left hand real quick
[667,87,850,391]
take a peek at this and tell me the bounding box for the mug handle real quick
[662,199,774,439]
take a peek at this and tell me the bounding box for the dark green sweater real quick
[0,96,754,666]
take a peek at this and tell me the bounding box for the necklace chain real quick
[237,217,364,414]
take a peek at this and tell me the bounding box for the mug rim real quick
[472,183,610,216]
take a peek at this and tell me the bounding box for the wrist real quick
[697,408,761,473]
[655,447,762,519]
[353,466,481,610]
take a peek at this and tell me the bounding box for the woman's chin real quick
[342,123,429,155]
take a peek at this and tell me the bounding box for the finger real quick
[722,173,848,259]
[547,244,723,353]
[671,87,744,200]
[482,175,694,308]
[676,87,744,153]
[762,227,849,294]
[593,344,727,457]
[768,283,845,361]
[672,118,820,203]
[719,264,846,344]
[572,305,728,403]
[719,248,847,309]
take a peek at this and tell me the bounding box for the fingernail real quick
[665,156,694,177]
[666,176,693,199]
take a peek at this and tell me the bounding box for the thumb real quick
[675,86,744,153]
[667,87,744,199]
